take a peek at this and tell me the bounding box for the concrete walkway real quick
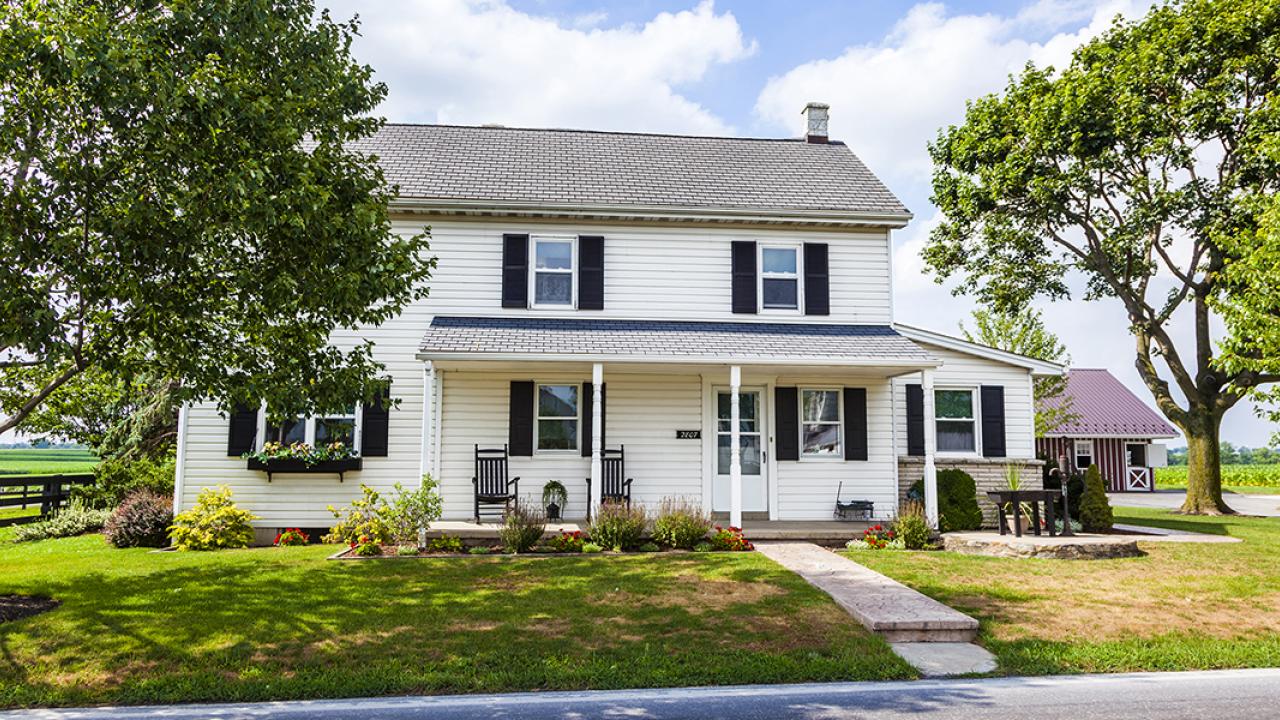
[755,542,994,676]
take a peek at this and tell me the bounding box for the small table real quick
[985,490,1060,537]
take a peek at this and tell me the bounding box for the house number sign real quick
[675,430,701,439]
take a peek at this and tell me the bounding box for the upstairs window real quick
[531,236,575,307]
[536,384,579,451]
[935,389,977,453]
[760,246,800,310]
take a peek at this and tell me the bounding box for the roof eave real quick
[389,197,913,228]
[893,324,1067,375]
[415,350,940,368]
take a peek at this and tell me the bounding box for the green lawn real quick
[0,529,912,709]
[850,508,1280,676]
[0,448,97,478]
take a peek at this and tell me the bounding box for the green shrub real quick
[908,468,984,532]
[388,476,444,543]
[396,545,419,557]
[638,541,660,552]
[76,457,176,509]
[499,501,546,554]
[581,542,603,553]
[588,501,647,551]
[324,485,395,546]
[169,485,257,551]
[354,537,382,556]
[428,535,464,553]
[708,525,753,551]
[1079,464,1114,532]
[692,541,712,553]
[548,530,585,552]
[468,545,492,555]
[651,497,712,549]
[103,490,172,548]
[12,499,111,543]
[894,500,931,550]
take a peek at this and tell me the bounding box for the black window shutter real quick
[981,385,1007,458]
[731,241,757,314]
[906,384,925,457]
[578,236,605,310]
[502,234,529,309]
[360,381,392,457]
[844,387,868,460]
[775,386,799,461]
[509,381,534,456]
[804,243,830,316]
[226,404,258,457]
[581,382,606,456]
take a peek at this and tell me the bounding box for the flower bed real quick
[330,528,757,559]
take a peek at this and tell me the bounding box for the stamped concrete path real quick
[755,542,995,676]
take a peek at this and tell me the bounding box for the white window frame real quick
[1074,439,1095,471]
[535,383,580,454]
[257,405,363,453]
[799,387,843,460]
[934,386,980,457]
[758,243,803,313]
[529,235,577,310]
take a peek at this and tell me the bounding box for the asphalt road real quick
[7,669,1280,720]
[1110,490,1280,516]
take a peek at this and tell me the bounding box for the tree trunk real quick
[1179,409,1234,515]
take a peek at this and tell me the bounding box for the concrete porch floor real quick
[427,519,874,545]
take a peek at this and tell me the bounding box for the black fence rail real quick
[0,474,96,527]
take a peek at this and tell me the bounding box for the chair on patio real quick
[585,446,632,520]
[473,444,519,522]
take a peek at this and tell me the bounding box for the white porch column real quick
[729,365,743,529]
[922,368,939,529]
[419,363,435,484]
[589,363,604,519]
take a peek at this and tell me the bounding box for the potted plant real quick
[542,480,568,521]
[1002,465,1035,533]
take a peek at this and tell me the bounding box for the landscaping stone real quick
[890,642,997,677]
[943,532,1143,559]
[755,542,979,642]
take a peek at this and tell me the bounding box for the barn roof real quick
[1040,368,1178,438]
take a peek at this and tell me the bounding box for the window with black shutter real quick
[906,384,925,456]
[731,241,758,314]
[804,243,830,315]
[774,386,799,461]
[360,382,392,457]
[980,385,1007,458]
[578,236,604,310]
[501,234,530,308]
[843,387,867,460]
[226,404,258,456]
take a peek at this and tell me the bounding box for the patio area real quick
[425,519,874,545]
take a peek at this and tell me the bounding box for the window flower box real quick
[247,457,363,482]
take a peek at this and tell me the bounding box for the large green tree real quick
[0,0,433,435]
[961,308,1075,436]
[924,0,1280,514]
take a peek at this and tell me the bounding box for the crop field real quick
[1156,464,1280,490]
[0,448,97,478]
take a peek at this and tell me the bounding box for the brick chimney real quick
[802,102,830,144]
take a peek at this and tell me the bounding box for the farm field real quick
[1156,464,1280,492]
[0,448,97,478]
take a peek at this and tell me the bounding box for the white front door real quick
[712,387,768,513]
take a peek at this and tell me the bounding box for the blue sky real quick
[316,0,1268,447]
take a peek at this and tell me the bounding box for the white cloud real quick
[325,0,755,135]
[753,0,1150,187]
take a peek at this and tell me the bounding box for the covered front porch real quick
[417,316,949,528]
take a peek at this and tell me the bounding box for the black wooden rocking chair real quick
[585,446,632,520]
[473,444,519,523]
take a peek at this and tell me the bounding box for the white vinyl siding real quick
[892,343,1037,459]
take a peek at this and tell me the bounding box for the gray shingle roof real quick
[419,316,933,364]
[349,124,908,216]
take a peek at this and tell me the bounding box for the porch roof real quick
[417,316,938,368]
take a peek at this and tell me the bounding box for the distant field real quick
[0,448,98,478]
[1156,464,1280,490]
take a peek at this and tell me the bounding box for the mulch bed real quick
[0,594,60,623]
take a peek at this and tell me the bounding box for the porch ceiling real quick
[418,316,939,370]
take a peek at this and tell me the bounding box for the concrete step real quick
[756,541,979,643]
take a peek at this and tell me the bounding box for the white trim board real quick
[894,324,1066,376]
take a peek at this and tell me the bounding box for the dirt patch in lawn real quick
[0,594,59,623]
[586,572,784,615]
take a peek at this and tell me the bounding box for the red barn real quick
[1036,369,1179,492]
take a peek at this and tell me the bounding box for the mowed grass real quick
[0,529,913,709]
[850,508,1280,675]
[0,448,97,478]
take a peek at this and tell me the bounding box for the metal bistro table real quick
[985,490,1060,537]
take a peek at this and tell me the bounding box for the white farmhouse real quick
[173,104,1062,539]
